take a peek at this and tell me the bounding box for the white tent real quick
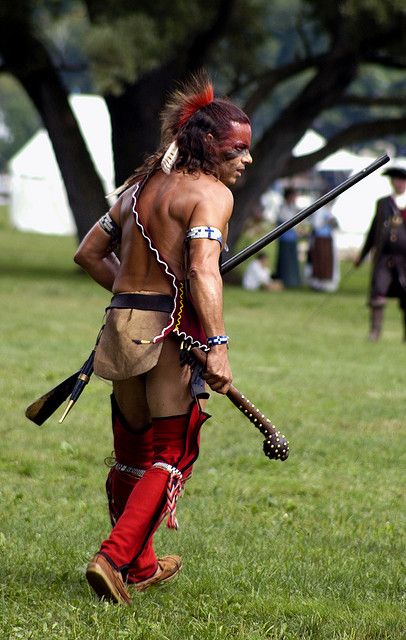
[9,95,115,235]
[317,149,375,173]
[330,159,406,251]
[316,149,382,251]
[292,131,404,250]
[292,130,325,156]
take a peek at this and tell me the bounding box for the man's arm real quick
[354,210,378,267]
[74,201,121,291]
[186,189,233,394]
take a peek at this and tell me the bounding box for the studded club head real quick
[263,430,289,461]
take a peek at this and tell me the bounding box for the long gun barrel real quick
[220,153,390,275]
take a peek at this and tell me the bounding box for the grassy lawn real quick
[0,208,405,639]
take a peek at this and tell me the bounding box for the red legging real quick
[100,401,208,578]
[105,396,157,582]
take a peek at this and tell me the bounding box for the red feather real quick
[178,84,214,127]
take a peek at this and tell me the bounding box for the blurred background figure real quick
[354,166,406,342]
[273,187,301,288]
[306,204,340,292]
[242,253,283,291]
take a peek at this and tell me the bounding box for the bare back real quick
[112,170,233,294]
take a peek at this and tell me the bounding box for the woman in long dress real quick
[307,206,340,292]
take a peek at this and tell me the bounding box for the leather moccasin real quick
[86,553,131,605]
[131,555,182,592]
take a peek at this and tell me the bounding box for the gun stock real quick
[25,371,80,426]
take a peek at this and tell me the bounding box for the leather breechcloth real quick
[93,293,173,381]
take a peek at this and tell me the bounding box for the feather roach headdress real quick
[160,70,214,143]
[159,71,215,174]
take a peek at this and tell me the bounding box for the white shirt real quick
[242,260,271,290]
[393,192,406,209]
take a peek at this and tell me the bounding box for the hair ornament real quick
[161,140,179,174]
[177,83,214,128]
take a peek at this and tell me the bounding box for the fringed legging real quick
[103,395,208,582]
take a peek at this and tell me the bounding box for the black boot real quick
[368,306,384,341]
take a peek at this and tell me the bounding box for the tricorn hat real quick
[382,167,406,180]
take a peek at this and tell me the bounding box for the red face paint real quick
[221,122,252,160]
[217,122,253,186]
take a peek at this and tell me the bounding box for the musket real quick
[25,154,389,429]
[220,153,390,274]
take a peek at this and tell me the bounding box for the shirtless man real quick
[74,73,252,604]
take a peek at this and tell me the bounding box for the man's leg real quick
[86,375,154,603]
[105,388,158,582]
[400,297,406,342]
[369,301,385,341]
[368,259,392,341]
[106,376,189,585]
[89,337,207,597]
[403,309,406,342]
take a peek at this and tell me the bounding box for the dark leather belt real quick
[107,293,173,313]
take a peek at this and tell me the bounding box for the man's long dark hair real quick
[115,71,250,193]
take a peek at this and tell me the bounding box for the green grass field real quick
[0,208,405,639]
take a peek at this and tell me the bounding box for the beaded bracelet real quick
[207,335,229,347]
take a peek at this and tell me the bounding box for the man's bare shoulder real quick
[181,172,234,209]
[177,174,233,231]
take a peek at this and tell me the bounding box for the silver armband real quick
[185,225,222,248]
[99,212,121,241]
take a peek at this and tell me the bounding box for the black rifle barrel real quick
[220,153,390,275]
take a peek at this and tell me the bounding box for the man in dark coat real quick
[355,167,406,341]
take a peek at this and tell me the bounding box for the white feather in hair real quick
[161,141,179,174]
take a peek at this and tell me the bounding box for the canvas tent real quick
[317,152,406,250]
[9,95,114,235]
[292,129,325,157]
[292,130,402,250]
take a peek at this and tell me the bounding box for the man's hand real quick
[203,346,232,394]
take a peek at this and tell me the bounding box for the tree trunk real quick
[103,1,237,186]
[105,64,178,186]
[0,14,107,242]
[228,51,359,251]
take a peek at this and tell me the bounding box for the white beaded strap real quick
[186,225,223,248]
[153,462,183,529]
[207,335,229,347]
[98,212,121,241]
[114,462,146,478]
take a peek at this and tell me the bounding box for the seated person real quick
[242,253,283,291]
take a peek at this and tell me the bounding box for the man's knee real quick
[152,403,209,471]
[370,296,386,308]
[111,394,153,467]
[152,414,188,467]
[112,379,150,430]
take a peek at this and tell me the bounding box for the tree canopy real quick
[1,0,405,244]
